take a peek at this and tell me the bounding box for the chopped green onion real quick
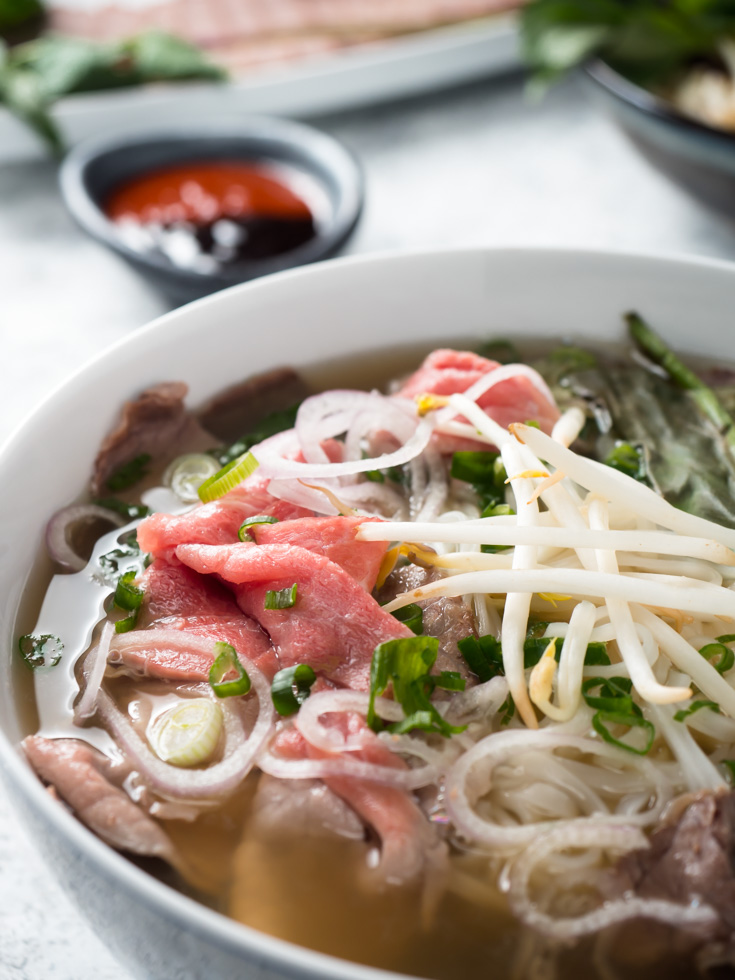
[721,760,735,785]
[364,469,385,483]
[592,710,655,756]
[451,451,507,511]
[582,675,654,755]
[164,453,220,503]
[150,698,223,767]
[208,642,251,698]
[390,602,424,634]
[112,570,144,633]
[499,693,515,726]
[460,632,611,680]
[238,514,279,542]
[106,453,151,492]
[209,404,301,467]
[114,614,138,634]
[604,441,648,483]
[674,700,720,723]
[264,583,298,610]
[93,497,150,520]
[368,636,466,737]
[699,638,735,675]
[457,634,503,682]
[114,570,144,611]
[18,633,62,669]
[582,676,635,714]
[197,451,260,503]
[271,663,317,716]
[524,419,540,429]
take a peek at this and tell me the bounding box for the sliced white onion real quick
[46,505,126,571]
[75,621,114,722]
[255,417,433,481]
[257,743,440,790]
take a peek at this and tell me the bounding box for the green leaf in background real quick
[0,0,43,32]
[0,30,227,154]
[521,0,735,91]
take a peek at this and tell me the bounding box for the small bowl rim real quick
[585,57,735,146]
[58,117,364,290]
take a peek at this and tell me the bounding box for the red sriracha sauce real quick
[104,161,317,272]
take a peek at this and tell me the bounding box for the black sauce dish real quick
[584,59,735,215]
[59,118,364,303]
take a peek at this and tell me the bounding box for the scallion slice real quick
[390,602,423,634]
[264,583,298,610]
[271,664,317,716]
[164,453,220,503]
[592,711,656,756]
[208,642,251,698]
[238,514,279,542]
[150,698,223,767]
[674,699,720,723]
[700,639,735,675]
[197,451,260,504]
[114,570,144,611]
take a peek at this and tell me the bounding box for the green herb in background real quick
[521,0,735,91]
[0,30,226,154]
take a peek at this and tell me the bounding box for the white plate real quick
[0,15,519,163]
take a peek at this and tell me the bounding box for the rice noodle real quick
[445,730,673,854]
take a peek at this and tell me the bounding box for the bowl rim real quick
[585,57,735,146]
[58,117,365,288]
[6,243,735,980]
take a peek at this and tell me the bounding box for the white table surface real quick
[4,69,735,980]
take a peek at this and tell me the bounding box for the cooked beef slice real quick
[196,367,308,442]
[23,735,175,860]
[92,381,195,494]
[614,791,735,938]
[377,562,477,681]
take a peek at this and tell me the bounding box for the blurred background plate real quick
[0,14,520,163]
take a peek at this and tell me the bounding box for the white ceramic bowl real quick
[2,247,735,980]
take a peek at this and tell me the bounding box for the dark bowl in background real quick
[584,59,735,216]
[59,118,364,303]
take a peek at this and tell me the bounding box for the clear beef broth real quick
[16,336,735,980]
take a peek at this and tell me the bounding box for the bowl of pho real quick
[4,247,735,980]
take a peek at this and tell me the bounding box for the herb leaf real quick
[106,453,151,492]
[367,636,466,737]
[18,633,63,669]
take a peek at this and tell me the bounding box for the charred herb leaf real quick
[18,633,62,669]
